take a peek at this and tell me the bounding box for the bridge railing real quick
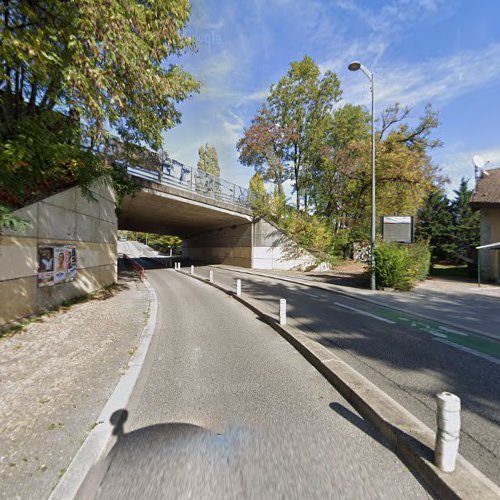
[125,160,251,209]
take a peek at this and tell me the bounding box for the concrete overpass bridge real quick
[118,161,323,271]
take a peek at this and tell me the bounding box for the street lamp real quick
[348,61,376,290]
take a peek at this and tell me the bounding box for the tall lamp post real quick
[348,61,376,290]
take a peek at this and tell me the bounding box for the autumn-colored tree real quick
[1,0,199,206]
[238,56,341,210]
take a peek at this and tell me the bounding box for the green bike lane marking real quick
[370,307,500,360]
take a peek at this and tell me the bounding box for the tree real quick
[238,56,342,210]
[451,178,480,262]
[416,189,455,263]
[1,0,199,206]
[197,143,220,176]
[314,102,442,243]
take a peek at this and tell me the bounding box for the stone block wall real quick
[0,181,117,326]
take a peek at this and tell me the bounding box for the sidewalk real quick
[0,271,150,500]
[215,264,500,342]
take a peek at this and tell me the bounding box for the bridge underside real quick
[118,180,324,271]
[118,181,252,238]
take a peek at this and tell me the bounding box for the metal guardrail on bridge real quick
[126,160,251,210]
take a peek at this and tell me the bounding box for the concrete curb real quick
[49,278,158,500]
[214,265,500,344]
[178,268,500,500]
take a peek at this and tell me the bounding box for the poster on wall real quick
[38,245,77,287]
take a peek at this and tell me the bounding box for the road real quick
[187,265,500,485]
[92,268,431,499]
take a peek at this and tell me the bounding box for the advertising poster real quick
[37,245,77,287]
[38,246,55,287]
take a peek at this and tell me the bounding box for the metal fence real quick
[125,159,250,209]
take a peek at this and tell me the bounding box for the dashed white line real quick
[334,302,396,324]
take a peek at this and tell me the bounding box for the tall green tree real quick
[451,177,480,261]
[416,189,455,263]
[1,0,199,205]
[197,143,220,176]
[238,56,342,210]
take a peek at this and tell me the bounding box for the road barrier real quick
[123,254,145,281]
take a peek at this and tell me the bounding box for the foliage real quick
[374,241,430,291]
[238,56,444,264]
[0,204,30,232]
[415,188,456,263]
[248,171,268,215]
[125,231,182,253]
[451,178,480,262]
[238,56,342,210]
[1,0,199,208]
[197,143,220,177]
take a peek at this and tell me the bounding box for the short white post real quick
[435,392,461,472]
[190,265,194,275]
[177,262,180,270]
[209,270,213,283]
[236,279,241,297]
[279,298,286,325]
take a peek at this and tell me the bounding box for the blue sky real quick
[164,0,500,196]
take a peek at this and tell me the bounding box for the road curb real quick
[49,278,159,500]
[178,269,500,500]
[213,265,500,344]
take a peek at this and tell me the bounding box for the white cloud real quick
[337,43,500,110]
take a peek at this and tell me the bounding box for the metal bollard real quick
[435,392,461,472]
[279,298,286,325]
[209,270,213,282]
[236,279,241,297]
[190,265,194,275]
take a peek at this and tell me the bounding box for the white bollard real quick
[209,270,213,283]
[435,392,461,472]
[236,279,241,297]
[190,265,194,275]
[279,298,287,325]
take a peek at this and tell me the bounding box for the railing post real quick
[212,174,216,199]
[232,183,236,203]
[190,167,193,191]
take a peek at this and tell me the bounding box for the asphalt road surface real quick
[92,269,431,499]
[187,265,500,485]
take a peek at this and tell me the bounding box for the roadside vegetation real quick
[120,231,182,255]
[0,0,199,227]
[243,56,479,288]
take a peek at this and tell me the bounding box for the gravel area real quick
[0,272,150,500]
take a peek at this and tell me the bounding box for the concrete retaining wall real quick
[182,218,328,271]
[182,222,253,268]
[0,181,117,326]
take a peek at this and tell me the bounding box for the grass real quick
[431,263,470,278]
[0,282,127,340]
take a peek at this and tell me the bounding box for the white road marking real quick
[433,339,500,366]
[427,330,448,339]
[334,302,396,324]
[438,326,468,336]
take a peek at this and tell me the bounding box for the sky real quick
[163,0,500,196]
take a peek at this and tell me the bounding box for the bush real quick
[374,242,430,291]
